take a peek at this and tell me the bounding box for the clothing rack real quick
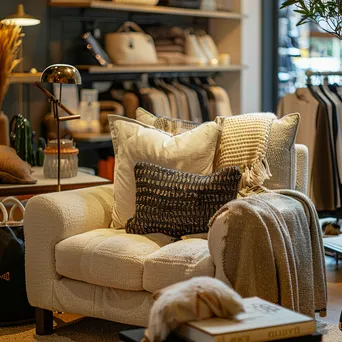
[306,69,342,85]
[81,70,221,84]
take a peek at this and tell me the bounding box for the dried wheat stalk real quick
[0,23,23,111]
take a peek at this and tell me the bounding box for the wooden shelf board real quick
[9,73,42,84]
[50,0,243,19]
[77,64,245,74]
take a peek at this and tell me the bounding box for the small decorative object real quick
[43,139,78,179]
[281,1,342,40]
[34,64,81,192]
[9,113,33,165]
[36,137,46,167]
[1,5,41,117]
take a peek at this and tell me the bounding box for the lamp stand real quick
[34,81,80,193]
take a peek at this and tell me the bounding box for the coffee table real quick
[323,236,342,267]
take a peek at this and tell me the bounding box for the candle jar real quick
[43,139,79,178]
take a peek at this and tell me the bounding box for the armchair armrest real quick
[24,184,113,309]
[295,144,309,195]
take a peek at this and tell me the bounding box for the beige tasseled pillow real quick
[215,113,276,188]
[0,146,36,184]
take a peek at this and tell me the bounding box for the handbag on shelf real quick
[158,0,201,9]
[105,22,158,65]
[0,197,35,327]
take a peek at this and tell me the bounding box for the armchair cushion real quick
[143,239,214,293]
[55,229,173,291]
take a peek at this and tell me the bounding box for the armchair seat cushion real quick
[143,239,215,293]
[55,228,173,291]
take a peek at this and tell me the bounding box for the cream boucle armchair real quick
[24,145,308,335]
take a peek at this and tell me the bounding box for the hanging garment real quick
[278,88,336,211]
[179,79,210,122]
[172,81,202,123]
[210,86,233,117]
[313,85,341,208]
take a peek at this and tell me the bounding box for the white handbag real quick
[105,22,158,65]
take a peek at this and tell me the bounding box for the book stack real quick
[120,297,322,342]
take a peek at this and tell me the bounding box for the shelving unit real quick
[77,64,245,74]
[9,73,42,84]
[49,0,244,112]
[50,0,243,19]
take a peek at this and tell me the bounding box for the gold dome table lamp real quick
[1,4,41,117]
[35,64,81,192]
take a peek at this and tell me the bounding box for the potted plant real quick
[0,23,22,145]
[281,0,342,39]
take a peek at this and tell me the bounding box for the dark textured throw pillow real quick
[126,162,241,237]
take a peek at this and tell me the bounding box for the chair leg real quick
[35,308,53,335]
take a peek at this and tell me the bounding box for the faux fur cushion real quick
[144,276,244,342]
[0,146,36,184]
[126,162,241,237]
[108,115,222,228]
[136,107,200,135]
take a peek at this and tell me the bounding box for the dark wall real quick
[1,1,49,137]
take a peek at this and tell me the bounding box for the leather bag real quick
[105,22,158,65]
[0,197,35,326]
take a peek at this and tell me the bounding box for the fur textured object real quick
[0,146,36,184]
[143,277,244,342]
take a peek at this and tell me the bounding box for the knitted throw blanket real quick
[208,191,327,317]
[216,113,275,188]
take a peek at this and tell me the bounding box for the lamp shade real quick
[40,64,82,85]
[1,5,40,27]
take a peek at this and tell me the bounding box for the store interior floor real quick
[324,255,342,326]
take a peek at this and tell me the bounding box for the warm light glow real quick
[1,18,40,27]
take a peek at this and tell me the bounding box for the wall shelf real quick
[50,0,243,19]
[9,73,42,84]
[77,64,245,74]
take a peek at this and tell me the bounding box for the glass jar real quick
[43,139,78,178]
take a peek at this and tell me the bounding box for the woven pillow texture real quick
[136,107,200,135]
[215,113,275,188]
[126,162,241,237]
[263,113,300,190]
[0,146,36,184]
[108,115,222,228]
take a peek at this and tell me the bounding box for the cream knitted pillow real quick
[215,113,276,188]
[108,115,222,228]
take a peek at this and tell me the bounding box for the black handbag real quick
[158,0,201,9]
[0,197,35,326]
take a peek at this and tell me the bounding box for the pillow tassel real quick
[245,158,272,188]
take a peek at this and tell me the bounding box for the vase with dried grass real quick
[0,23,22,146]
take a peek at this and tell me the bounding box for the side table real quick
[0,166,111,200]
